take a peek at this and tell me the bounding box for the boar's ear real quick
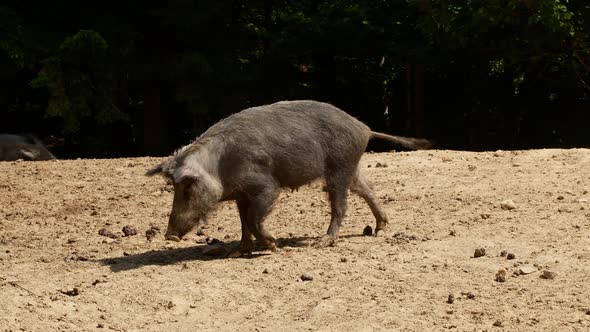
[145,163,165,176]
[173,166,200,184]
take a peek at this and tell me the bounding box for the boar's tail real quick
[370,131,433,150]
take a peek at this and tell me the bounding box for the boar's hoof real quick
[227,246,252,258]
[375,229,386,237]
[165,235,181,242]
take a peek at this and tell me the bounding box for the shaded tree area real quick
[1,0,589,158]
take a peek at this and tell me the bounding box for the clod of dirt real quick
[262,268,269,274]
[92,279,105,286]
[196,229,206,236]
[461,292,476,299]
[447,294,455,304]
[493,320,503,327]
[300,274,314,281]
[468,165,477,171]
[202,244,226,256]
[375,162,388,168]
[390,232,419,244]
[507,253,516,260]
[473,248,486,258]
[340,257,348,263]
[542,270,557,280]
[122,225,137,237]
[363,225,373,236]
[500,250,508,257]
[500,199,517,210]
[145,227,160,241]
[518,265,537,275]
[495,269,507,282]
[165,301,175,309]
[442,157,453,162]
[480,213,491,220]
[449,230,456,236]
[98,228,119,239]
[60,287,80,296]
[206,237,222,245]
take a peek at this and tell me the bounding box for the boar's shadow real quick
[97,234,352,272]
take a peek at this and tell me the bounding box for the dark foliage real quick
[1,1,589,158]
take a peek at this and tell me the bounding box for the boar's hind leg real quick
[325,168,355,239]
[244,186,280,252]
[350,170,389,234]
[227,197,255,258]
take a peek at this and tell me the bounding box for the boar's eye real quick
[183,184,193,198]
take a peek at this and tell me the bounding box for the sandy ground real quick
[1,149,589,332]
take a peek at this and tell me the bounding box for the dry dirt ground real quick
[1,149,589,332]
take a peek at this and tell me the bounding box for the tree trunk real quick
[142,86,166,156]
[414,64,425,137]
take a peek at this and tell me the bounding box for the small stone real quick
[97,323,104,328]
[262,268,269,274]
[473,248,486,258]
[122,225,137,237]
[375,229,385,237]
[449,230,456,236]
[542,270,557,280]
[557,195,564,200]
[518,265,537,275]
[362,225,373,236]
[340,257,348,263]
[300,274,314,281]
[506,253,516,260]
[447,294,455,304]
[495,269,507,282]
[165,301,175,309]
[468,165,477,171]
[500,199,517,210]
[145,227,160,241]
[196,229,206,236]
[98,228,119,239]
[442,157,453,162]
[493,320,503,327]
[480,213,491,219]
[60,287,80,296]
[375,162,388,168]
[500,250,508,257]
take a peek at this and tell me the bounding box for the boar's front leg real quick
[227,197,255,258]
[228,185,279,257]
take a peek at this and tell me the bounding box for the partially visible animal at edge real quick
[146,100,433,258]
[0,134,57,161]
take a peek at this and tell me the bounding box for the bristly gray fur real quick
[145,100,433,250]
